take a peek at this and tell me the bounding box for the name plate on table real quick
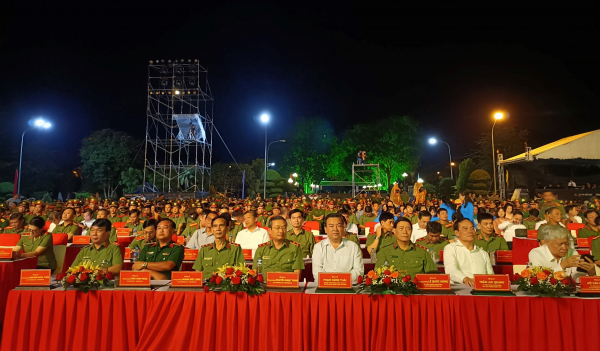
[496,250,513,263]
[527,230,538,239]
[119,271,151,287]
[242,249,253,260]
[415,274,451,290]
[117,228,131,237]
[577,238,589,248]
[266,272,299,288]
[20,269,51,286]
[184,249,198,261]
[580,276,600,293]
[124,247,131,259]
[474,274,511,291]
[72,236,90,245]
[318,273,352,289]
[0,248,13,260]
[177,236,185,244]
[171,271,203,287]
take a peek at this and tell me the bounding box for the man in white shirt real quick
[186,212,217,249]
[529,225,595,282]
[80,209,96,236]
[411,211,430,243]
[497,210,526,244]
[235,210,270,256]
[567,180,577,188]
[565,205,582,224]
[443,218,494,286]
[312,213,364,284]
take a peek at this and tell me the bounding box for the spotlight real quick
[160,78,169,87]
[174,78,183,87]
[187,77,197,87]
[189,65,198,74]
[175,65,183,75]
[160,65,169,74]
[175,90,180,95]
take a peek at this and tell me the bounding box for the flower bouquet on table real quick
[206,263,266,296]
[56,261,115,293]
[355,265,419,297]
[513,266,575,297]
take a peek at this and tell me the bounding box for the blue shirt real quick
[440,203,455,220]
[459,202,475,225]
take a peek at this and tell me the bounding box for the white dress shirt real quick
[411,223,427,243]
[80,219,95,236]
[234,226,270,257]
[497,221,526,242]
[528,245,586,282]
[312,238,364,284]
[346,223,359,235]
[186,228,215,249]
[443,240,494,284]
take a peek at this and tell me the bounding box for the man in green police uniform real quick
[578,210,600,239]
[287,209,316,258]
[13,216,57,271]
[309,201,326,223]
[128,218,159,250]
[337,210,360,246]
[124,209,144,235]
[107,202,121,224]
[366,212,396,254]
[436,208,455,239]
[415,221,450,257]
[358,206,378,234]
[1,213,27,235]
[403,204,419,224]
[70,218,123,275]
[51,208,81,241]
[31,200,48,221]
[226,209,245,242]
[523,209,543,230]
[473,212,509,252]
[133,218,184,279]
[253,216,304,274]
[539,190,566,217]
[193,215,245,277]
[375,217,438,277]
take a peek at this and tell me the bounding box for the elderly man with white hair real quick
[529,225,596,282]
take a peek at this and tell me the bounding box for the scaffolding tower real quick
[143,59,213,193]
[351,163,382,198]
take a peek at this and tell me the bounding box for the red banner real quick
[473,274,510,291]
[495,250,513,263]
[184,249,198,261]
[317,273,352,289]
[580,276,600,293]
[72,236,90,245]
[19,269,51,286]
[119,271,151,287]
[171,271,203,287]
[415,274,451,290]
[266,272,299,288]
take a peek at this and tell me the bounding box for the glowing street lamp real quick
[492,111,506,194]
[19,118,52,195]
[417,178,424,183]
[428,137,453,179]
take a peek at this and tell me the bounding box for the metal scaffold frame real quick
[351,163,382,198]
[143,59,214,193]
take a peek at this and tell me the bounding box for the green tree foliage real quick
[475,125,529,173]
[119,167,143,194]
[423,183,436,196]
[437,177,456,197]
[466,169,492,196]
[211,162,259,198]
[456,158,477,193]
[80,129,136,198]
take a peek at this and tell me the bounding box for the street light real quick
[492,111,505,194]
[260,111,285,198]
[288,177,293,183]
[292,173,298,178]
[402,172,408,188]
[428,137,453,179]
[417,178,424,183]
[19,118,52,195]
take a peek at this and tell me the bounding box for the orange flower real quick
[536,272,547,281]
[225,274,234,279]
[390,272,399,279]
[554,271,567,280]
[248,269,256,276]
[367,271,377,279]
[372,274,379,280]
[520,269,531,278]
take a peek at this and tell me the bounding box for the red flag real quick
[13,170,18,196]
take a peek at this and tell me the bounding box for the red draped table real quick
[0,257,37,328]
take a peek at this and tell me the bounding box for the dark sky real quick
[1,2,599,177]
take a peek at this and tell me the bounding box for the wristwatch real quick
[141,262,148,270]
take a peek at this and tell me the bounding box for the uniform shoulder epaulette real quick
[258,242,270,248]
[289,240,300,246]
[111,242,120,246]
[149,242,157,247]
[229,242,240,247]
[189,223,198,227]
[415,243,428,251]
[416,237,425,242]
[592,236,600,241]
[135,235,146,240]
[201,243,212,248]
[495,234,503,238]
[4,226,13,230]
[368,231,378,236]
[445,224,453,228]
[172,243,183,247]
[234,222,241,226]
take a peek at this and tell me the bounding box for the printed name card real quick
[242,249,253,260]
[580,276,600,293]
[124,248,131,259]
[415,274,451,290]
[577,238,589,248]
[527,230,538,239]
[495,250,513,263]
[72,236,90,245]
[317,273,352,289]
[0,248,13,260]
[177,236,185,244]
[473,274,511,291]
[119,271,151,287]
[171,271,203,287]
[266,272,299,288]
[184,249,199,261]
[116,228,131,237]
[20,269,51,286]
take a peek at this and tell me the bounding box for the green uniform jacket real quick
[71,241,123,267]
[591,237,600,257]
[227,223,245,242]
[366,232,396,253]
[309,209,326,223]
[0,218,9,229]
[349,214,359,226]
[578,225,600,239]
[253,239,305,273]
[128,234,156,250]
[17,232,57,271]
[107,215,121,224]
[438,220,455,239]
[359,214,378,227]
[414,236,450,256]
[192,241,245,277]
[1,226,27,235]
[287,229,316,258]
[344,233,360,246]
[523,217,542,231]
[139,241,185,279]
[181,222,200,238]
[473,232,509,252]
[375,242,438,277]
[51,223,81,237]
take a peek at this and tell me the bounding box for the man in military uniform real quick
[1,213,28,235]
[403,204,419,224]
[31,200,48,221]
[133,218,184,280]
[473,212,508,252]
[578,210,600,239]
[521,202,530,219]
[72,201,84,223]
[51,208,81,241]
[193,215,245,277]
[70,218,122,274]
[253,216,304,274]
[287,209,316,258]
[435,208,455,239]
[309,200,326,223]
[17,201,33,225]
[337,210,360,246]
[107,202,121,223]
[523,208,543,230]
[129,218,158,250]
[415,221,450,257]
[124,209,144,235]
[366,212,396,253]
[539,190,566,217]
[375,217,438,277]
[226,209,245,242]
[266,204,282,227]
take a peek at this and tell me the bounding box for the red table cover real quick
[0,257,37,326]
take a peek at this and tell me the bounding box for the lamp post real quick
[429,138,453,179]
[402,172,408,189]
[492,112,505,194]
[18,118,52,195]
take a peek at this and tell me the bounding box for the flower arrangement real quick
[56,261,115,293]
[355,265,419,296]
[513,266,575,297]
[206,263,266,296]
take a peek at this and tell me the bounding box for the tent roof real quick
[500,130,600,166]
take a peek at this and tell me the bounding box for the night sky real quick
[1,2,598,177]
